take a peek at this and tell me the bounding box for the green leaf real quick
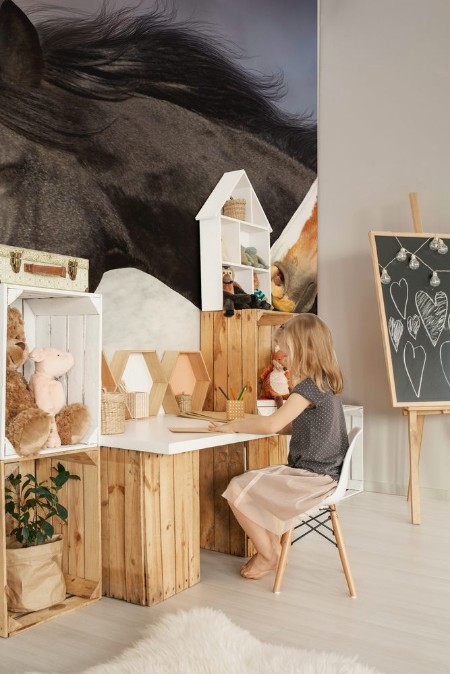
[56,503,68,521]
[42,521,54,538]
[5,501,15,515]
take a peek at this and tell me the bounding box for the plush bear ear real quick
[0,0,44,87]
[28,348,45,362]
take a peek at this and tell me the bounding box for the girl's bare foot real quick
[240,554,257,574]
[241,551,280,580]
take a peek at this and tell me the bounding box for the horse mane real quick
[0,3,316,170]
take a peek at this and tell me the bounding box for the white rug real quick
[30,607,383,674]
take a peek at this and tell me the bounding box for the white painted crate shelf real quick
[0,284,101,460]
[197,170,272,311]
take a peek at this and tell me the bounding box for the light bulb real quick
[438,239,448,255]
[396,247,407,262]
[430,271,441,287]
[380,268,391,285]
[409,254,420,270]
[429,237,440,251]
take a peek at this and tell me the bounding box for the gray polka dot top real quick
[288,378,349,481]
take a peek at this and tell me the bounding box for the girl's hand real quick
[208,421,236,433]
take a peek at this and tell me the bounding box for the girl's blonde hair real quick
[274,314,343,393]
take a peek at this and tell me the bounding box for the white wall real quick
[319,0,450,500]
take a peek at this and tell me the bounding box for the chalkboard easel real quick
[370,193,450,524]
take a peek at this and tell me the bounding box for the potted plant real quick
[4,462,80,612]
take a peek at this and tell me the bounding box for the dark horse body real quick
[0,1,316,308]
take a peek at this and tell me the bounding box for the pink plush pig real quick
[29,348,90,448]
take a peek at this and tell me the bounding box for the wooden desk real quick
[100,416,278,606]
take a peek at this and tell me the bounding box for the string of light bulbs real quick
[378,236,449,287]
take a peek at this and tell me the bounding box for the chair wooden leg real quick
[272,528,292,594]
[329,506,357,598]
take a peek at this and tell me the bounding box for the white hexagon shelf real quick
[161,351,211,414]
[110,350,168,416]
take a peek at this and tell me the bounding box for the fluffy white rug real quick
[30,607,383,674]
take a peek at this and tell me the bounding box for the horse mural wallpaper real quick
[1,0,317,351]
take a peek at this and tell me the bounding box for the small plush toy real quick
[5,307,52,457]
[259,346,291,407]
[222,265,260,317]
[29,347,90,448]
[253,273,272,310]
[244,246,268,269]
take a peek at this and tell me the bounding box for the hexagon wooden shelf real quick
[161,351,211,414]
[110,350,168,416]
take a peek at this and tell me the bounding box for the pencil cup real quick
[226,400,245,421]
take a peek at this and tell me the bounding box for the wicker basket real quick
[101,391,126,434]
[223,197,246,220]
[126,391,149,419]
[176,393,192,414]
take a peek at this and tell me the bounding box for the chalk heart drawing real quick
[403,341,426,398]
[415,290,448,347]
[388,317,403,352]
[390,278,408,319]
[407,314,420,340]
[439,341,450,387]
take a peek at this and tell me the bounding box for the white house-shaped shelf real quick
[196,169,272,312]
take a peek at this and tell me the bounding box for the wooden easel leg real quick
[408,410,421,524]
[407,414,424,502]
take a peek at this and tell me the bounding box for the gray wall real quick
[319,0,450,500]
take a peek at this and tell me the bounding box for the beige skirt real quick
[222,465,337,536]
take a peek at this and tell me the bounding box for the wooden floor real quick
[1,491,450,673]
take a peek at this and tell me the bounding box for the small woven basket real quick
[176,393,192,414]
[226,400,245,421]
[126,391,149,419]
[223,197,246,220]
[101,391,126,434]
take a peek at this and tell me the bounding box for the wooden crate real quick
[0,284,101,459]
[0,449,101,637]
[199,436,288,556]
[200,309,294,556]
[200,309,295,413]
[100,446,200,606]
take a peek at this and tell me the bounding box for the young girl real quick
[208,313,349,580]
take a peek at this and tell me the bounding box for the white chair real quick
[273,427,363,596]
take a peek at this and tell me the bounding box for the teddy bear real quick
[5,307,52,457]
[259,346,291,407]
[222,265,260,317]
[28,347,90,448]
[244,247,269,269]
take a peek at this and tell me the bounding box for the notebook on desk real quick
[168,426,217,433]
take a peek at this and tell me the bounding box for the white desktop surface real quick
[100,415,275,455]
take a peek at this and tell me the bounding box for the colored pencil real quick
[218,386,230,401]
[230,387,237,400]
[237,386,246,401]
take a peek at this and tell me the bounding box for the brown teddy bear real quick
[5,307,52,456]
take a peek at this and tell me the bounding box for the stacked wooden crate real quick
[200,308,295,556]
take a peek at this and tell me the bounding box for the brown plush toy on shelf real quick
[222,265,260,317]
[259,346,291,407]
[5,307,52,457]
